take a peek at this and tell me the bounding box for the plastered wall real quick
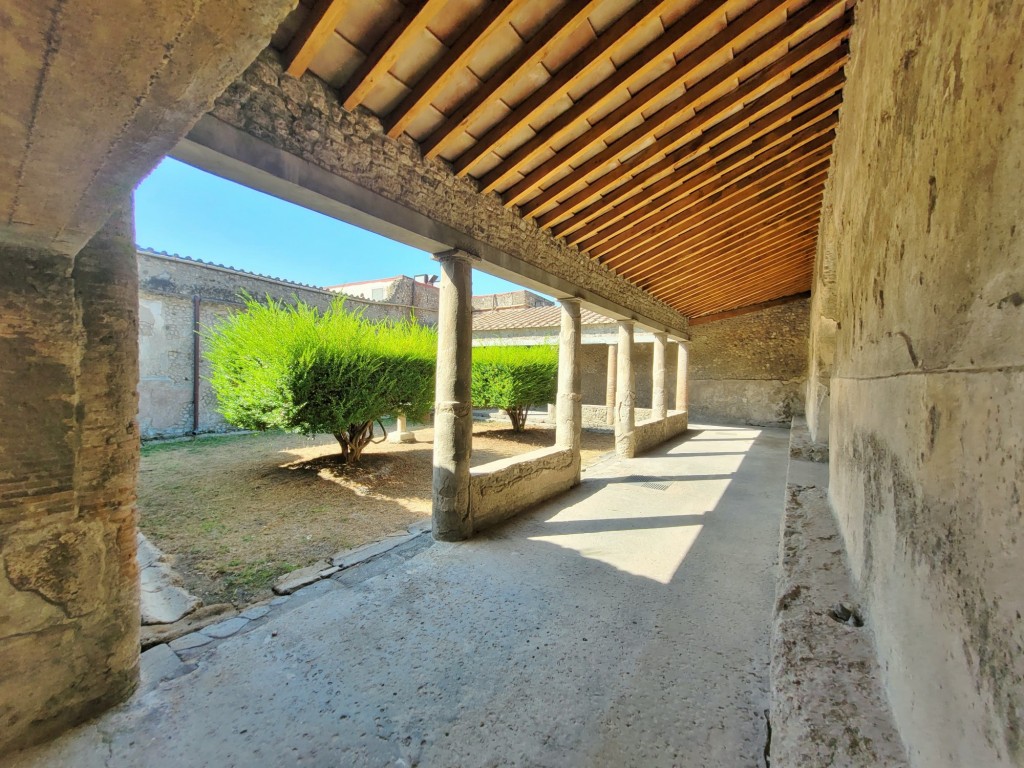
[815,1,1024,764]
[688,299,810,425]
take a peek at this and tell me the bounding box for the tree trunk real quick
[333,421,375,463]
[506,406,528,432]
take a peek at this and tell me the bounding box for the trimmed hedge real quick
[471,345,559,432]
[204,295,436,462]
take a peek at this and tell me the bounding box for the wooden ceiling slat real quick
[636,208,822,292]
[667,245,816,311]
[451,0,681,176]
[338,0,450,111]
[513,4,850,212]
[384,2,520,139]
[631,217,821,304]
[568,98,839,252]
[420,0,604,159]
[586,132,834,262]
[494,0,802,202]
[615,183,826,283]
[544,54,847,236]
[600,156,830,269]
[654,220,819,295]
[283,0,349,78]
[477,0,736,194]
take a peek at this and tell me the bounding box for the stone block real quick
[200,617,250,639]
[331,536,414,569]
[273,561,330,595]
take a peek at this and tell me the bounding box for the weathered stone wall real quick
[381,276,440,312]
[472,290,552,312]
[0,204,140,753]
[817,1,1024,764]
[469,447,579,533]
[688,300,809,425]
[207,49,687,336]
[138,251,438,438]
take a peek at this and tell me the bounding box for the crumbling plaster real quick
[816,0,1024,764]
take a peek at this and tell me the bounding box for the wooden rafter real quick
[338,0,449,111]
[420,0,604,159]
[614,179,827,283]
[283,0,348,78]
[480,0,743,197]
[563,90,842,250]
[582,126,836,261]
[451,0,681,175]
[599,154,831,270]
[513,4,851,212]
[540,51,848,234]
[670,248,817,311]
[384,2,520,139]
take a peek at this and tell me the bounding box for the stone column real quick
[652,332,668,421]
[606,344,617,425]
[431,251,474,541]
[388,413,415,443]
[0,201,141,753]
[675,340,689,412]
[556,299,583,483]
[615,322,636,458]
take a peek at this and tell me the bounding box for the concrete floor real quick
[5,424,788,768]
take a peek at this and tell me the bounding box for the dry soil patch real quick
[139,422,613,605]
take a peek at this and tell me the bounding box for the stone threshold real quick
[139,522,434,693]
[768,418,908,767]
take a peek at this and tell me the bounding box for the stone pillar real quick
[556,299,583,483]
[652,332,668,421]
[675,340,689,412]
[388,413,415,443]
[0,201,141,753]
[606,344,617,425]
[615,322,636,458]
[431,251,474,541]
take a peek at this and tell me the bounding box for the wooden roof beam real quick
[384,1,520,139]
[338,0,450,111]
[421,0,605,159]
[652,220,820,297]
[583,126,836,260]
[451,0,681,176]
[476,0,736,192]
[600,153,832,268]
[515,4,850,212]
[283,0,349,79]
[614,180,827,282]
[544,50,848,235]
[567,96,841,253]
[634,205,823,294]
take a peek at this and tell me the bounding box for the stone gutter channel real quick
[138,520,434,695]
[768,417,908,767]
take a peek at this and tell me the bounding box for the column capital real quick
[617,319,635,330]
[432,248,479,264]
[653,330,668,341]
[558,296,582,306]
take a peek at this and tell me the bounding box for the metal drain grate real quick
[623,475,674,491]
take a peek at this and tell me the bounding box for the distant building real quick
[472,290,553,313]
[327,274,440,312]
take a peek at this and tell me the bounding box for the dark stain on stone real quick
[996,292,1023,309]
[893,331,920,367]
[927,405,941,452]
[927,176,938,233]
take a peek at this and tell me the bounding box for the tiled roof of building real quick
[472,305,614,331]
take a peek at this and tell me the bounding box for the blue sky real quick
[134,157,525,295]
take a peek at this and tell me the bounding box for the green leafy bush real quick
[204,295,436,463]
[471,345,558,432]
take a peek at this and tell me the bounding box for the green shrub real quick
[471,345,558,432]
[204,295,436,463]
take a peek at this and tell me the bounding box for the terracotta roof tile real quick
[472,306,613,331]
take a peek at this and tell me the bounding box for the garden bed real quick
[138,423,613,605]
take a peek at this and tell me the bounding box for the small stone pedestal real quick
[387,413,416,443]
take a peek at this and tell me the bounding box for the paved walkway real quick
[6,424,789,768]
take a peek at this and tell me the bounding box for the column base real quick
[387,431,416,444]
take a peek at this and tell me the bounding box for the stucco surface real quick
[815,1,1024,764]
[688,300,809,426]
